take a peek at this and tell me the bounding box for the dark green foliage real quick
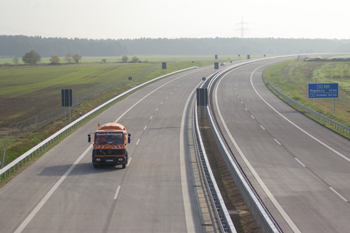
[22,50,41,65]
[2,35,350,57]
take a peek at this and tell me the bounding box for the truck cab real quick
[89,122,131,168]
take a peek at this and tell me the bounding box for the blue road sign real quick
[308,83,338,99]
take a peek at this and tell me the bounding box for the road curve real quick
[0,65,228,233]
[212,58,350,233]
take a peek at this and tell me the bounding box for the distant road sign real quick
[197,88,208,106]
[214,62,219,69]
[61,89,72,107]
[128,77,132,81]
[308,83,338,99]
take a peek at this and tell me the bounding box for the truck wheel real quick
[122,164,126,169]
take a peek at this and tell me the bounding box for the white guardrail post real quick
[0,67,197,180]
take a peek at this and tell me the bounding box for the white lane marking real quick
[251,115,255,120]
[170,92,172,94]
[150,116,153,120]
[136,139,140,145]
[180,82,202,233]
[241,101,243,104]
[295,158,306,167]
[113,185,121,200]
[215,71,301,233]
[260,125,266,130]
[249,65,350,163]
[274,139,281,145]
[126,157,132,167]
[161,102,163,105]
[245,108,248,111]
[14,145,93,233]
[330,187,348,202]
[114,71,196,123]
[144,126,147,131]
[166,97,168,99]
[156,108,158,111]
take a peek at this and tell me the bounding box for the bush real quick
[122,55,128,63]
[131,56,139,63]
[50,55,60,64]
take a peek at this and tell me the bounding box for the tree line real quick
[1,35,350,57]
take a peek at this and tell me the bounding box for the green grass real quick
[0,64,153,97]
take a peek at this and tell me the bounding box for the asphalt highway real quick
[212,58,350,232]
[0,64,226,233]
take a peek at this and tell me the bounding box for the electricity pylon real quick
[235,16,249,38]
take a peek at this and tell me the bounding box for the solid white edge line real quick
[113,185,121,200]
[329,187,348,202]
[14,145,93,233]
[179,82,202,233]
[215,71,301,233]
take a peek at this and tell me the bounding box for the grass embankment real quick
[262,59,350,138]
[0,57,235,182]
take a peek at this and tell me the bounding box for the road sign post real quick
[61,89,72,124]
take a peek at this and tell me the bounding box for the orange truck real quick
[88,122,131,168]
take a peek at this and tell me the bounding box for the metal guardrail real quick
[269,82,350,137]
[193,103,236,233]
[0,66,198,181]
[204,63,283,233]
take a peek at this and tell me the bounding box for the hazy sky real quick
[0,0,349,40]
